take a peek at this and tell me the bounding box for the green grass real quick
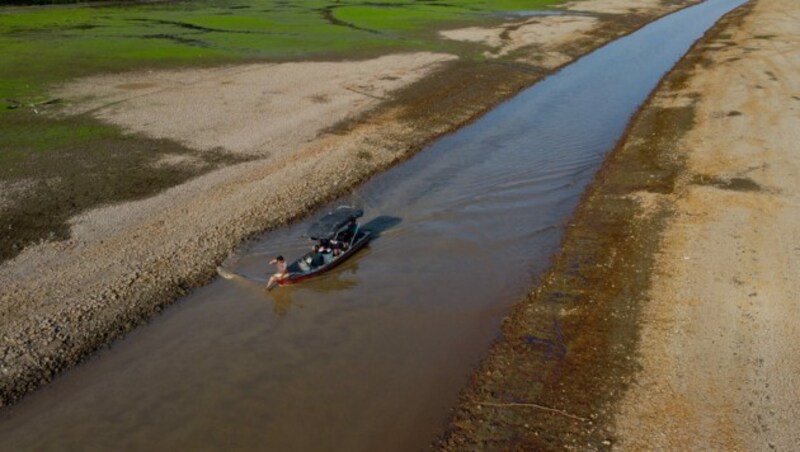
[332,6,465,33]
[0,0,564,261]
[0,0,564,104]
[0,110,253,261]
[0,0,564,166]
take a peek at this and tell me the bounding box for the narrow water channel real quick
[0,1,746,450]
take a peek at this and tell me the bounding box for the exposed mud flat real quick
[439,0,800,449]
[563,0,686,15]
[440,16,600,69]
[0,0,701,405]
[54,53,457,157]
[440,0,697,70]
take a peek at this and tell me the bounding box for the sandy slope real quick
[563,0,681,14]
[440,16,599,69]
[55,54,455,157]
[614,0,800,448]
[439,0,686,69]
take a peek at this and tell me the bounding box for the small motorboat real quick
[280,206,371,285]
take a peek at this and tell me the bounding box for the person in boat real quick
[310,244,326,267]
[338,219,357,244]
[319,239,333,254]
[266,255,288,290]
[319,239,335,264]
[330,240,341,257]
[329,239,346,256]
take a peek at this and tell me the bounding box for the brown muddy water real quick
[0,1,746,450]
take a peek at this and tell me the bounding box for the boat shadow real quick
[361,215,402,238]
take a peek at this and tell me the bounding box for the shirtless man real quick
[266,255,288,290]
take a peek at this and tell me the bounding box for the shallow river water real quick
[0,0,746,450]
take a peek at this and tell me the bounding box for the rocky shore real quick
[0,0,700,406]
[440,0,800,448]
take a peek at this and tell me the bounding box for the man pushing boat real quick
[266,255,288,290]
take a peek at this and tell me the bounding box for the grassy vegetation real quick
[0,0,563,261]
[0,0,135,4]
[0,0,563,103]
[0,111,253,261]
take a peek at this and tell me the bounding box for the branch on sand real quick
[478,401,589,422]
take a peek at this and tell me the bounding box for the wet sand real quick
[441,0,800,448]
[0,0,699,405]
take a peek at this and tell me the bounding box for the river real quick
[0,0,747,450]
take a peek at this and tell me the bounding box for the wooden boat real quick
[280,206,371,285]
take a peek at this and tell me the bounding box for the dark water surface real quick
[0,1,746,450]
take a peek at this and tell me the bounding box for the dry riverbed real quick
[439,0,800,449]
[614,0,800,448]
[1,0,699,406]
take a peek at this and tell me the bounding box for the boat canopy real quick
[305,207,363,240]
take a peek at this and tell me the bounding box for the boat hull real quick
[279,230,371,285]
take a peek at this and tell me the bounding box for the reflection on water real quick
[0,1,747,451]
[268,260,363,316]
